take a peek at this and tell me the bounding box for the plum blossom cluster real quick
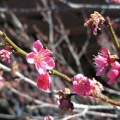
[94,47,120,84]
[26,40,55,90]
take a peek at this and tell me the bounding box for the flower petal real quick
[33,40,43,53]
[35,63,46,74]
[37,73,51,90]
[111,61,120,69]
[100,47,109,55]
[107,79,116,84]
[107,69,119,79]
[44,57,55,69]
[26,52,35,64]
[96,67,106,76]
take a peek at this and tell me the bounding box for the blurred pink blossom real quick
[72,74,95,96]
[37,73,51,91]
[26,40,55,74]
[0,76,5,81]
[0,49,11,63]
[44,115,53,120]
[107,61,120,84]
[106,0,120,4]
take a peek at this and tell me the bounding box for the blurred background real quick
[0,0,120,120]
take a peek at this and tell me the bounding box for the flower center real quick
[34,53,45,63]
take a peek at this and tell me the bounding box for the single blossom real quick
[0,49,11,63]
[94,47,118,76]
[107,61,120,84]
[84,11,105,35]
[37,73,51,91]
[72,74,95,96]
[26,40,55,74]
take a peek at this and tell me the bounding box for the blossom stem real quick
[97,94,120,106]
[0,31,27,56]
[105,17,120,57]
[1,30,120,106]
[49,69,72,83]
[0,30,72,83]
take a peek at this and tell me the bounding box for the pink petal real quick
[95,55,107,67]
[37,73,51,90]
[44,57,55,69]
[35,63,46,74]
[107,69,119,79]
[111,61,120,69]
[100,47,108,55]
[107,79,116,84]
[96,67,106,76]
[33,40,43,53]
[26,52,35,64]
[73,74,84,80]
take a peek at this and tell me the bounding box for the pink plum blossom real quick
[0,49,11,63]
[72,74,95,96]
[37,73,51,91]
[26,40,55,74]
[107,61,120,84]
[94,47,118,76]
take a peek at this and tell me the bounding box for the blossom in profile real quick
[26,40,55,74]
[94,47,118,76]
[94,55,108,76]
[72,74,95,96]
[37,73,51,91]
[107,61,120,84]
[0,49,11,63]
[44,115,53,120]
[84,11,105,35]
